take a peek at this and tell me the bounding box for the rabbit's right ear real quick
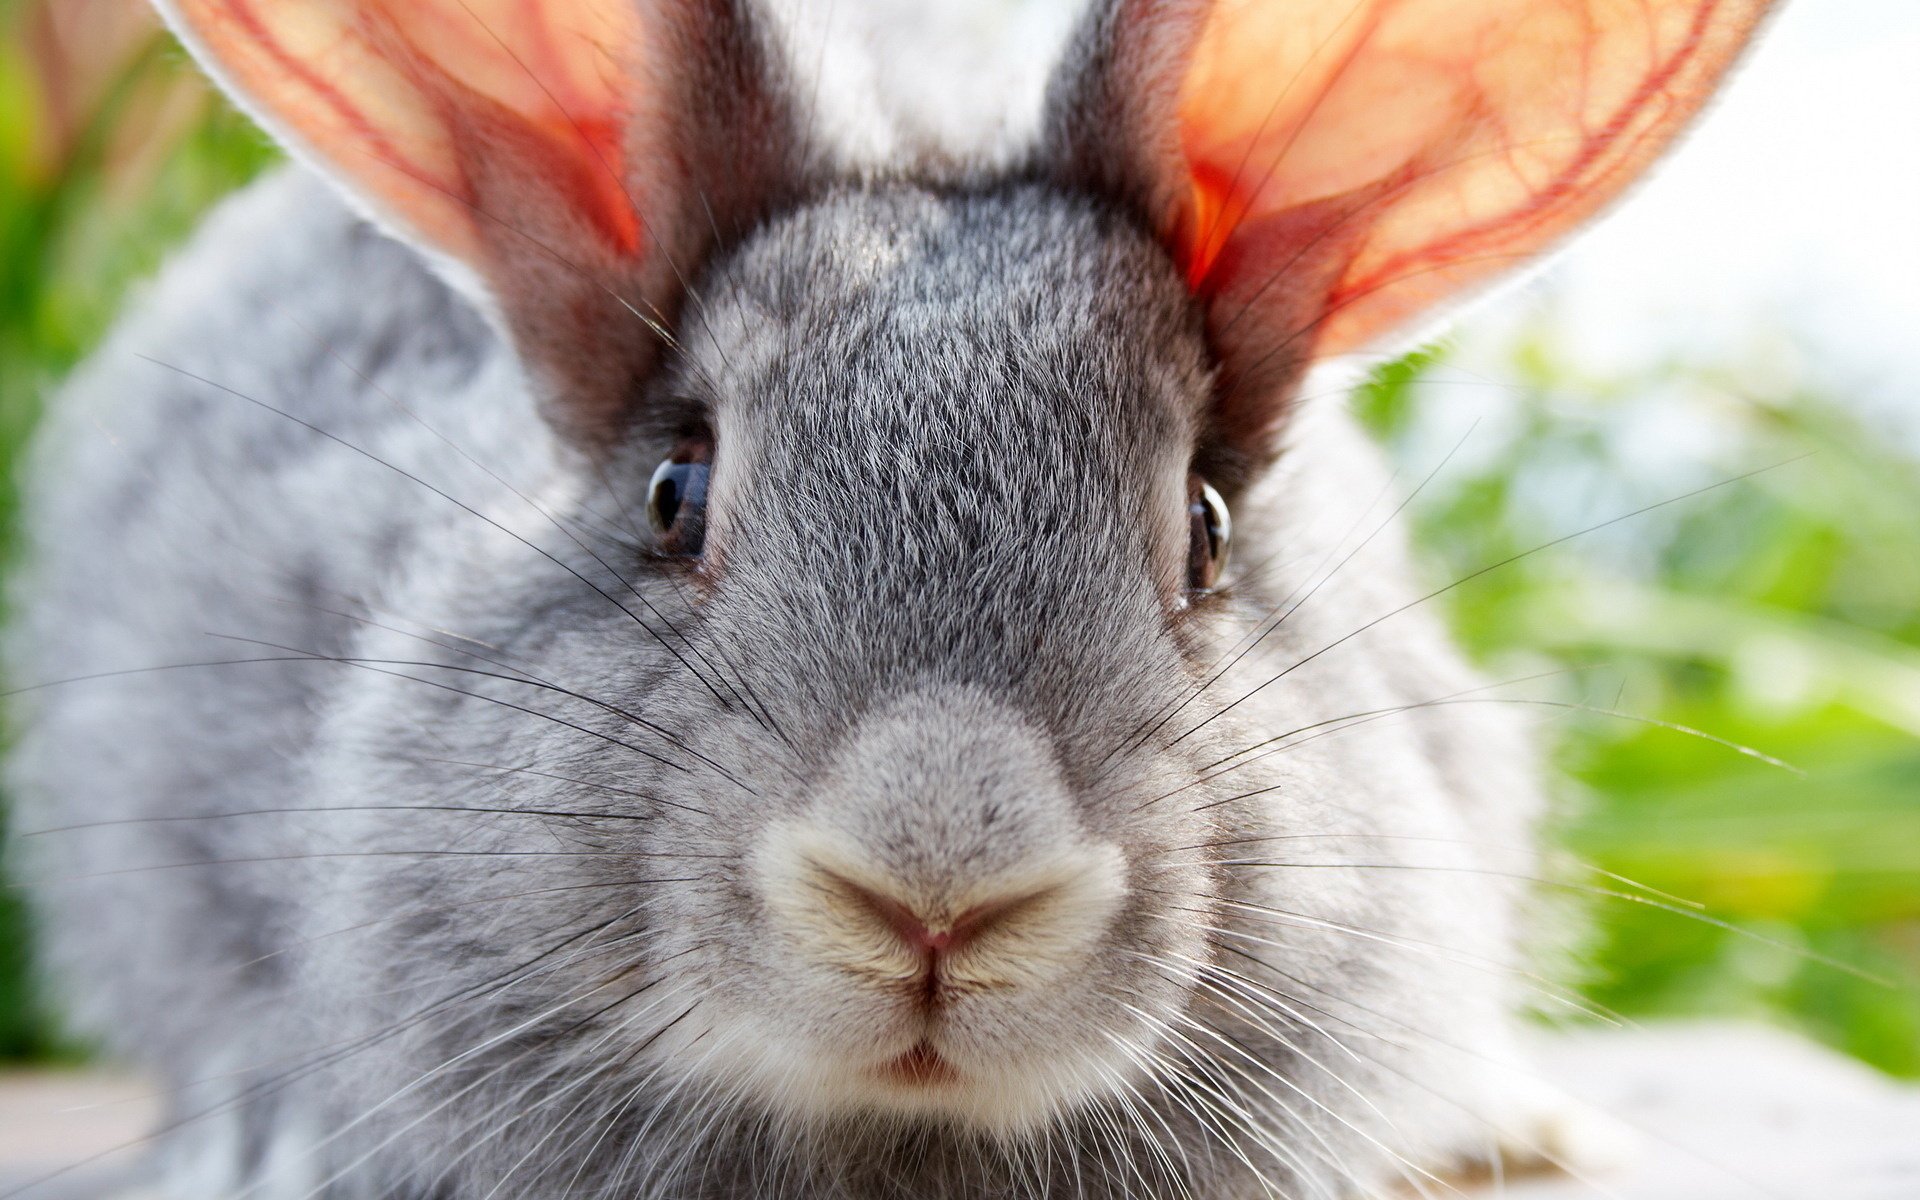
[154,0,801,447]
[1048,0,1773,480]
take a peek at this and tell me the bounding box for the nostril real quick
[843,880,960,956]
[842,879,1054,960]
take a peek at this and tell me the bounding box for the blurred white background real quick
[1464,0,1920,430]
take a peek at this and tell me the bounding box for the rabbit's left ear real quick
[156,0,800,446]
[1049,0,1775,473]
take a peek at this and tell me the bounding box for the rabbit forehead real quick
[699,182,1207,443]
[679,183,1210,719]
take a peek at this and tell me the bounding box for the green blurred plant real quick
[1356,334,1920,1076]
[0,0,1916,1080]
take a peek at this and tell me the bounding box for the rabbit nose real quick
[750,686,1128,1000]
[753,834,1126,1001]
[841,876,1057,960]
[847,881,962,955]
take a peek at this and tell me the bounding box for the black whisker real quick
[133,355,752,724]
[1122,424,1477,765]
[19,801,657,839]
[1165,456,1812,748]
[206,633,756,793]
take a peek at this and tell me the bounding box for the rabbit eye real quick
[1186,474,1231,592]
[647,435,713,556]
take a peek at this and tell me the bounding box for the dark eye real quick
[647,434,713,556]
[1186,473,1231,592]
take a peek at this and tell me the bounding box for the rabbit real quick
[4,0,1774,1197]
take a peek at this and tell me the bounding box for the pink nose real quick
[844,881,1016,959]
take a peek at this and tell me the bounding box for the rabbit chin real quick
[707,1023,1134,1136]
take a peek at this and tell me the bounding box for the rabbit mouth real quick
[874,1040,960,1088]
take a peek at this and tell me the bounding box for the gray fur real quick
[8,15,1547,1200]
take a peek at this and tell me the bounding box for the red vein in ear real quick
[213,0,450,203]
[194,0,643,265]
[437,85,644,262]
[559,112,643,259]
[1179,0,1389,293]
[1181,158,1242,291]
[1336,0,1724,315]
[455,1,643,260]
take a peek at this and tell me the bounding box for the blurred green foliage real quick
[0,5,1916,1080]
[1356,339,1920,1076]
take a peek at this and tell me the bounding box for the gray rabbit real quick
[6,0,1772,1196]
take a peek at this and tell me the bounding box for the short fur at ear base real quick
[1043,0,1777,482]
[155,0,810,450]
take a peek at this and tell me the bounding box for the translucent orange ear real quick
[1176,0,1774,355]
[1054,0,1774,464]
[159,0,646,271]
[156,0,798,445]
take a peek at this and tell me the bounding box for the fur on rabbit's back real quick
[6,167,538,1071]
